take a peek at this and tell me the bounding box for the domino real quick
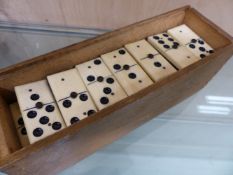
[47,69,97,126]
[76,58,127,110]
[15,80,66,144]
[101,48,153,95]
[9,103,29,147]
[125,39,177,82]
[167,24,214,58]
[147,32,199,69]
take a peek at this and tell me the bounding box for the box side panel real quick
[0,126,10,159]
[184,8,232,49]
[0,96,21,159]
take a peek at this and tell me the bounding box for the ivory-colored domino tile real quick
[167,24,214,58]
[148,33,199,69]
[9,103,29,147]
[101,48,153,95]
[76,58,127,110]
[47,69,97,126]
[15,80,66,144]
[125,39,177,82]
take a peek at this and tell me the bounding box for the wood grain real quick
[0,96,21,159]
[0,0,232,35]
[0,6,232,174]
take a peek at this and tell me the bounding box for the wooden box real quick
[0,6,232,174]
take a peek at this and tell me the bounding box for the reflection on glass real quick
[0,22,106,68]
[206,95,233,106]
[197,105,230,115]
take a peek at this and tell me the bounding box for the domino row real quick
[10,24,214,145]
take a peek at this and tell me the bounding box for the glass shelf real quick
[0,21,107,68]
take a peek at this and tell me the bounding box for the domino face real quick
[47,69,97,126]
[101,48,153,95]
[76,58,127,110]
[147,32,199,69]
[9,103,29,147]
[167,24,214,59]
[15,80,66,144]
[125,39,177,82]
